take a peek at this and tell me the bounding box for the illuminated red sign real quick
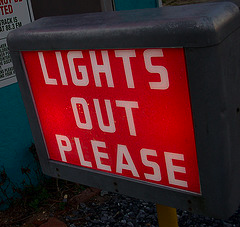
[22,48,200,194]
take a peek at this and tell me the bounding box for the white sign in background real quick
[0,0,34,88]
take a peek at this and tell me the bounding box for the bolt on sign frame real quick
[7,2,240,218]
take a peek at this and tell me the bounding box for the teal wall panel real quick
[0,83,36,208]
[114,0,158,10]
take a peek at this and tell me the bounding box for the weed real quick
[58,201,66,210]
[1,143,88,214]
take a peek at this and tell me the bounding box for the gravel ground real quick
[3,182,239,226]
[62,191,240,227]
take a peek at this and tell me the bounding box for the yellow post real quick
[156,204,179,227]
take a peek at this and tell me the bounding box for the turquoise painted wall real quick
[0,83,36,208]
[114,0,158,10]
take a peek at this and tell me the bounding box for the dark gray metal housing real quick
[7,2,240,218]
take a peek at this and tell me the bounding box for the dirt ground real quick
[0,179,103,226]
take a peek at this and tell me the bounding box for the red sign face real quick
[22,48,200,194]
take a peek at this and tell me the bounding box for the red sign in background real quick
[22,48,200,194]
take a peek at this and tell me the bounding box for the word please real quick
[56,134,188,188]
[38,49,169,90]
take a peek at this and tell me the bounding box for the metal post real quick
[156,204,179,227]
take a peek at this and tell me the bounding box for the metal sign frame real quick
[7,2,240,218]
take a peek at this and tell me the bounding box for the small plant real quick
[29,198,40,210]
[0,144,89,226]
[58,201,66,210]
[0,144,45,208]
[0,166,12,204]
[28,187,50,210]
[23,186,50,210]
[0,166,20,206]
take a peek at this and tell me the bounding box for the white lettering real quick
[74,137,92,167]
[143,49,169,90]
[56,134,72,162]
[116,144,139,177]
[38,52,57,85]
[89,50,114,87]
[91,140,111,171]
[140,148,161,181]
[67,51,89,86]
[71,97,92,130]
[164,152,188,188]
[115,50,136,88]
[115,100,139,136]
[55,134,191,190]
[56,52,68,85]
[93,99,116,133]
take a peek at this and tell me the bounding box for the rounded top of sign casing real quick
[7,2,240,51]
